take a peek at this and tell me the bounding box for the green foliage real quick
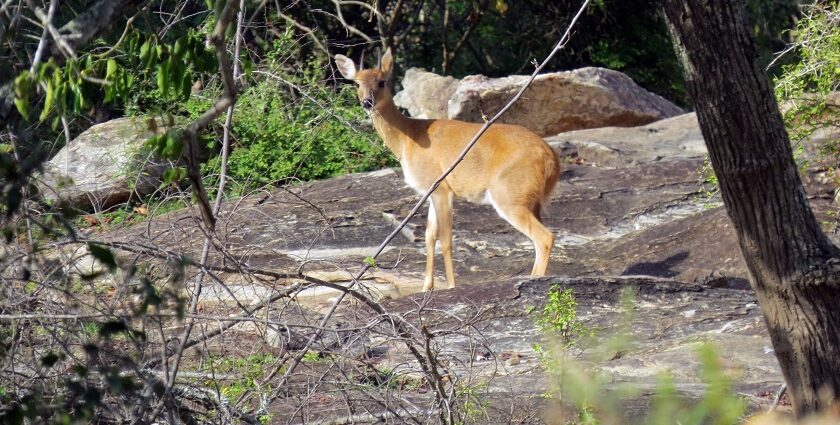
[363,256,378,268]
[301,350,324,362]
[531,284,594,404]
[699,155,720,203]
[535,284,592,348]
[122,29,218,114]
[202,81,391,189]
[455,382,490,423]
[535,288,748,425]
[206,353,279,400]
[774,1,840,184]
[200,35,395,194]
[11,29,214,127]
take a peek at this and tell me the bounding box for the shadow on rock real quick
[622,251,690,278]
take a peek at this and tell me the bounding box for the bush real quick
[774,2,840,178]
[201,79,393,191]
[183,32,397,196]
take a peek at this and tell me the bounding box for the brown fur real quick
[336,49,560,291]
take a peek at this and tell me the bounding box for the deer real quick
[335,48,560,292]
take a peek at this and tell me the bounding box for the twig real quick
[320,1,374,43]
[178,0,242,232]
[215,0,245,215]
[278,11,329,54]
[94,16,136,58]
[768,383,787,412]
[29,0,77,59]
[311,408,435,425]
[28,0,57,73]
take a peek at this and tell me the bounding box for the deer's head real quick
[335,48,393,111]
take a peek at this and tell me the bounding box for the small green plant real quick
[455,382,490,423]
[536,286,748,425]
[204,353,279,401]
[531,283,594,409]
[258,413,274,424]
[534,284,592,350]
[699,155,720,203]
[80,321,101,339]
[301,350,323,363]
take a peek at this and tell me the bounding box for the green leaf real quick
[243,59,253,79]
[87,242,117,271]
[37,61,51,80]
[13,71,32,97]
[363,256,377,268]
[180,72,192,98]
[40,81,54,121]
[139,39,152,66]
[174,38,186,57]
[161,134,182,159]
[162,166,186,185]
[106,58,118,79]
[156,64,167,95]
[13,98,29,120]
[71,83,85,113]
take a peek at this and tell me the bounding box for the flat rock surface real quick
[360,276,776,422]
[547,112,707,166]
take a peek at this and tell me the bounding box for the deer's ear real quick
[334,54,356,80]
[380,48,393,77]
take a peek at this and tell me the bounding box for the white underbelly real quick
[403,165,491,204]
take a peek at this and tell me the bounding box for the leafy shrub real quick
[201,80,393,191]
[774,2,840,182]
[534,287,749,425]
[199,34,396,194]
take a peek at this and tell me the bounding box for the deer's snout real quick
[361,97,374,109]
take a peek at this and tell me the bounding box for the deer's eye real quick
[377,80,386,88]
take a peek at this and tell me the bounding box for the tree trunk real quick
[662,0,840,417]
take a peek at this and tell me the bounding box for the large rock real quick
[392,68,459,119]
[546,112,707,166]
[38,117,171,210]
[394,67,685,136]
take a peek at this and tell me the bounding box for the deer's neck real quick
[371,97,413,160]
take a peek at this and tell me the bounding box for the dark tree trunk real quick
[662,0,840,417]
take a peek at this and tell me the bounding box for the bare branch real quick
[279,11,329,54]
[28,0,57,72]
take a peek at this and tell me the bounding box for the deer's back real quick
[399,118,558,201]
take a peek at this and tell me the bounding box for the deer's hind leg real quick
[422,201,439,292]
[434,190,456,289]
[489,193,554,276]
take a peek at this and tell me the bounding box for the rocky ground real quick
[88,111,838,423]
